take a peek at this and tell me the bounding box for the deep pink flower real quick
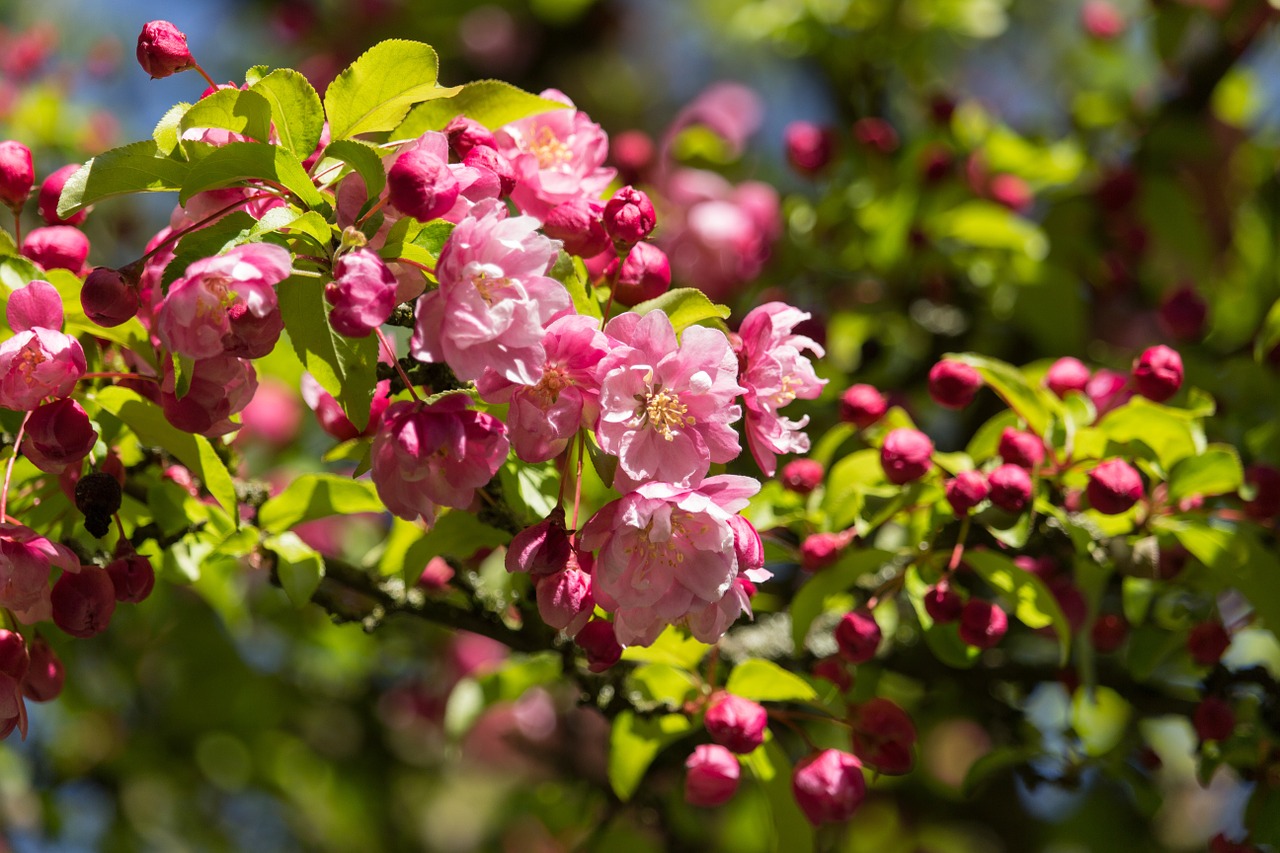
[850,698,916,776]
[608,241,671,306]
[576,618,623,672]
[959,600,1008,649]
[370,395,510,525]
[21,398,97,472]
[495,90,616,220]
[835,610,881,663]
[988,463,1033,513]
[596,311,744,491]
[737,302,827,477]
[1132,345,1183,402]
[505,507,573,577]
[1045,357,1091,398]
[38,164,86,226]
[784,121,836,174]
[105,553,155,603]
[300,374,390,441]
[838,384,887,428]
[476,313,608,463]
[462,146,516,198]
[0,140,33,209]
[0,280,86,411]
[928,359,982,409]
[0,523,79,624]
[781,458,824,494]
[1086,458,1144,514]
[156,243,292,360]
[800,531,848,572]
[881,428,934,485]
[685,744,740,807]
[81,267,140,328]
[705,693,768,754]
[924,583,963,623]
[388,146,460,222]
[1082,0,1126,39]
[542,196,610,258]
[579,475,762,646]
[51,565,116,639]
[236,378,302,447]
[160,355,258,436]
[998,428,1045,469]
[792,749,866,825]
[945,470,989,514]
[22,226,89,274]
[444,116,496,159]
[21,638,63,702]
[411,200,570,385]
[326,248,398,338]
[136,20,194,79]
[535,561,593,638]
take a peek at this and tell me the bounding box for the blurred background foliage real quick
[2,0,1279,850]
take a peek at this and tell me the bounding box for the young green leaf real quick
[250,68,324,157]
[324,40,458,139]
[257,474,385,533]
[57,140,191,218]
[394,79,568,137]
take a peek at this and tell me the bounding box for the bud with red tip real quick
[998,428,1045,469]
[1187,620,1231,666]
[22,226,90,273]
[881,428,934,485]
[839,384,887,429]
[21,638,63,702]
[988,464,1033,513]
[850,698,917,775]
[728,515,765,577]
[609,241,671,306]
[705,693,768,754]
[0,140,34,210]
[929,359,983,409]
[603,186,656,249]
[326,248,398,338]
[21,398,97,473]
[462,145,516,197]
[1243,464,1280,519]
[1193,697,1235,742]
[792,749,866,825]
[1159,287,1207,342]
[1045,357,1091,398]
[781,459,824,495]
[38,164,86,226]
[136,20,195,79]
[835,610,881,663]
[577,618,622,672]
[543,197,610,258]
[106,553,155,603]
[945,470,989,515]
[535,560,593,638]
[505,507,572,578]
[800,531,848,572]
[1131,345,1183,402]
[1086,459,1144,515]
[444,116,496,159]
[924,582,963,624]
[959,600,1007,649]
[81,267,140,327]
[784,121,836,174]
[387,148,459,222]
[51,566,117,638]
[685,744,740,807]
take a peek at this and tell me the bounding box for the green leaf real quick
[93,387,238,522]
[179,88,274,144]
[320,139,387,204]
[549,252,600,320]
[756,739,814,849]
[57,140,191,217]
[629,288,731,333]
[1071,686,1132,756]
[964,549,1070,664]
[725,659,817,703]
[951,353,1058,436]
[277,276,380,431]
[790,548,894,649]
[257,473,384,533]
[962,746,1035,796]
[153,102,192,155]
[161,211,259,289]
[626,664,699,707]
[396,79,569,137]
[324,40,457,140]
[932,200,1048,258]
[179,142,323,209]
[1167,445,1243,501]
[821,449,885,530]
[250,69,324,157]
[608,711,693,801]
[621,627,711,669]
[397,510,510,573]
[264,532,325,606]
[1174,523,1280,631]
[1098,397,1200,472]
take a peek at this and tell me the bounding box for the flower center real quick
[529,125,572,170]
[636,385,693,441]
[467,263,509,305]
[773,375,800,407]
[16,340,47,381]
[531,365,571,406]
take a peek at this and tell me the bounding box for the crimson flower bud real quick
[1045,357,1091,398]
[106,553,155,603]
[444,116,497,159]
[22,226,90,273]
[136,20,195,79]
[928,359,983,409]
[998,428,1045,469]
[326,248,397,338]
[21,398,97,473]
[462,145,516,197]
[989,173,1033,213]
[684,744,740,807]
[705,694,768,754]
[417,556,454,591]
[852,117,898,154]
[39,164,86,226]
[1193,697,1235,742]
[1187,620,1231,666]
[1243,464,1280,519]
[536,564,593,638]
[603,186,656,249]
[576,618,623,672]
[728,515,765,576]
[609,241,670,306]
[543,197,610,258]
[813,656,851,691]
[81,266,140,327]
[1090,613,1128,653]
[850,698,916,775]
[792,749,866,825]
[21,638,63,702]
[1082,0,1126,39]
[1132,345,1183,403]
[0,631,29,682]
[800,531,847,572]
[505,507,572,578]
[1086,459,1144,515]
[784,121,836,174]
[988,464,1033,513]
[924,582,963,624]
[51,566,117,638]
[881,428,934,485]
[958,600,1007,649]
[945,470,988,515]
[387,148,459,222]
[835,610,881,663]
[1159,287,1207,342]
[781,458,824,495]
[838,384,887,429]
[0,140,34,209]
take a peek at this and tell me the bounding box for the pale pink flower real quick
[156,243,291,360]
[579,475,761,646]
[160,355,258,436]
[737,302,827,477]
[595,311,743,492]
[495,90,615,220]
[0,522,79,625]
[411,200,570,385]
[0,280,86,411]
[476,313,608,463]
[371,394,510,525]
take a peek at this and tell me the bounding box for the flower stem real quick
[11,208,20,248]
[1,412,31,523]
[572,430,586,532]
[190,61,219,91]
[375,328,419,402]
[948,516,971,572]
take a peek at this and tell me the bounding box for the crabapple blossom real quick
[835,610,881,663]
[850,698,917,775]
[387,146,459,222]
[462,146,516,198]
[0,633,28,685]
[136,20,195,78]
[22,638,63,702]
[1086,459,1144,515]
[608,241,671,306]
[792,749,866,825]
[1188,620,1231,666]
[602,186,656,248]
[945,470,988,514]
[542,197,609,258]
[80,267,140,328]
[988,464,1033,513]
[38,164,86,226]
[1193,697,1235,742]
[160,355,258,437]
[0,280,86,411]
[781,458,823,494]
[535,560,593,638]
[998,428,1045,469]
[505,507,573,578]
[1044,357,1091,397]
[684,744,740,807]
[784,121,835,174]
[736,302,826,476]
[51,566,116,639]
[1132,345,1183,402]
[106,553,155,603]
[21,398,96,473]
[928,359,982,409]
[705,694,768,754]
[576,618,623,672]
[959,600,1008,649]
[853,117,899,153]
[1086,368,1131,415]
[800,531,847,572]
[1159,287,1207,341]
[1091,613,1128,653]
[22,226,89,274]
[476,313,608,463]
[326,248,398,338]
[411,200,569,385]
[156,243,291,360]
[0,140,33,208]
[0,672,25,741]
[370,395,509,526]
[924,583,963,623]
[444,115,496,158]
[838,384,887,428]
[0,523,79,624]
[881,428,934,484]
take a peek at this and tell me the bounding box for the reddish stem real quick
[190,61,219,91]
[375,328,419,401]
[1,412,31,522]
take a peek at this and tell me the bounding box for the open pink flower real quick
[156,243,292,360]
[596,311,743,492]
[737,302,826,476]
[160,355,258,436]
[411,200,570,385]
[579,475,763,646]
[0,522,79,625]
[326,248,398,338]
[371,394,510,526]
[0,280,86,411]
[476,313,608,463]
[495,90,616,220]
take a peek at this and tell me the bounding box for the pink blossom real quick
[326,248,398,337]
[0,522,79,624]
[411,201,570,385]
[476,313,608,463]
[160,355,258,436]
[536,560,593,637]
[596,311,743,492]
[579,475,761,646]
[371,394,510,525]
[21,226,90,274]
[0,280,86,411]
[737,302,826,477]
[495,91,615,220]
[21,398,97,472]
[156,243,291,360]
